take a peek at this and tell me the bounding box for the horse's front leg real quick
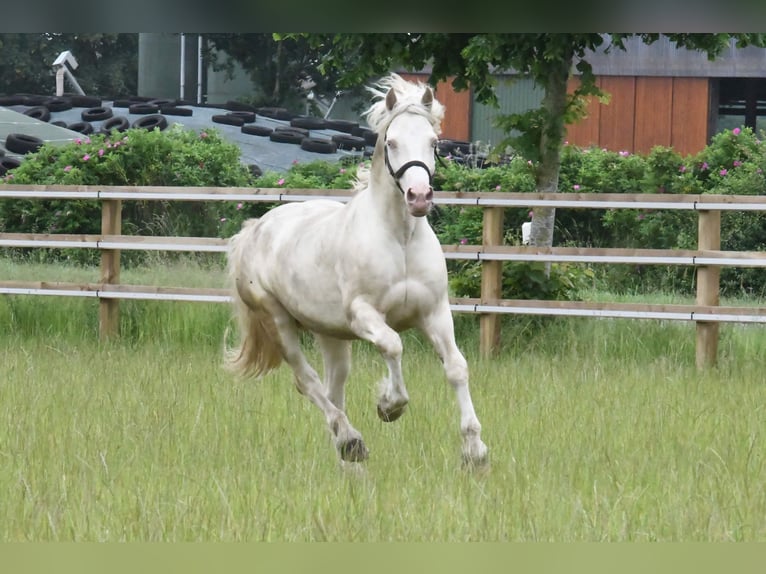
[348,299,409,422]
[420,301,488,468]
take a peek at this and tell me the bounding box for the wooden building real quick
[405,36,766,157]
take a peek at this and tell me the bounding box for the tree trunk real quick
[272,41,282,102]
[530,56,572,267]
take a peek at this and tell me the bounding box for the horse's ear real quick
[421,87,433,108]
[385,88,397,111]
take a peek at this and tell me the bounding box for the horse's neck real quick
[358,164,420,242]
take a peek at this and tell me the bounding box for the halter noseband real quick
[384,142,434,195]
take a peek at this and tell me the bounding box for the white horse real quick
[225,73,488,467]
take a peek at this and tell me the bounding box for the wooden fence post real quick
[99,198,122,340]
[480,206,504,357]
[696,209,721,369]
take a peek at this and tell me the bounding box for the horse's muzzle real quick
[406,187,434,217]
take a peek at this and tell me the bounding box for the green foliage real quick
[433,156,593,301]
[432,128,766,298]
[297,33,766,252]
[205,34,352,109]
[5,265,766,542]
[216,159,363,238]
[4,121,766,297]
[1,126,254,265]
[0,33,138,96]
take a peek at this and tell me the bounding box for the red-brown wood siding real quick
[671,78,710,157]
[566,76,710,155]
[634,77,673,153]
[565,76,601,146]
[398,73,471,141]
[598,76,635,152]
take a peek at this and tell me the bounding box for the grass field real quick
[1,259,765,541]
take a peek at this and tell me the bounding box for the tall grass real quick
[1,259,765,541]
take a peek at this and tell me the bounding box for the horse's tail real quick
[223,218,284,378]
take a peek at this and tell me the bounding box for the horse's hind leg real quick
[420,302,488,467]
[315,334,352,410]
[270,307,368,462]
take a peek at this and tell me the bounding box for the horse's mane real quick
[363,73,445,136]
[353,73,445,191]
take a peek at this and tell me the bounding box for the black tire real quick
[353,126,377,143]
[81,106,113,122]
[131,114,168,131]
[44,97,73,112]
[148,98,177,108]
[257,106,293,120]
[112,99,133,108]
[0,148,4,157]
[438,139,472,156]
[212,113,245,127]
[363,130,378,147]
[21,94,49,106]
[241,124,273,137]
[101,115,130,133]
[124,95,153,103]
[331,133,366,151]
[269,129,304,144]
[159,106,193,117]
[23,106,51,122]
[128,103,159,115]
[247,164,263,178]
[5,133,44,154]
[69,95,102,108]
[326,119,358,134]
[227,111,256,123]
[0,157,22,175]
[300,137,337,154]
[0,95,26,106]
[67,121,94,135]
[225,100,257,112]
[275,126,309,137]
[291,116,327,130]
[50,120,68,128]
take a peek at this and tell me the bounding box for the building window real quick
[716,78,766,134]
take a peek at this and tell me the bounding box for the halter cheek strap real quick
[384,142,434,195]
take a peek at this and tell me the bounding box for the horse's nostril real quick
[426,188,434,200]
[406,189,416,202]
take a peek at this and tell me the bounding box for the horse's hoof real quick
[339,438,369,462]
[377,403,407,422]
[461,448,490,472]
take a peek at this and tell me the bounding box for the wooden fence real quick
[2,184,766,369]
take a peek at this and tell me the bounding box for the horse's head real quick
[364,74,445,218]
[383,88,439,217]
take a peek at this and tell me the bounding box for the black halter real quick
[384,141,434,195]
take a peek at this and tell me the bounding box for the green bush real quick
[215,159,362,238]
[1,126,255,265]
[4,124,766,297]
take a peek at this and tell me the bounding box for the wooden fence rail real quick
[2,184,766,368]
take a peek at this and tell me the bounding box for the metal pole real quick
[179,33,186,100]
[197,34,204,104]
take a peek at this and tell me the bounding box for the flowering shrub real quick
[3,124,766,295]
[0,126,254,264]
[215,159,362,238]
[435,127,766,297]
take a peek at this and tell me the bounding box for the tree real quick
[292,33,766,256]
[203,33,351,111]
[0,33,138,97]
